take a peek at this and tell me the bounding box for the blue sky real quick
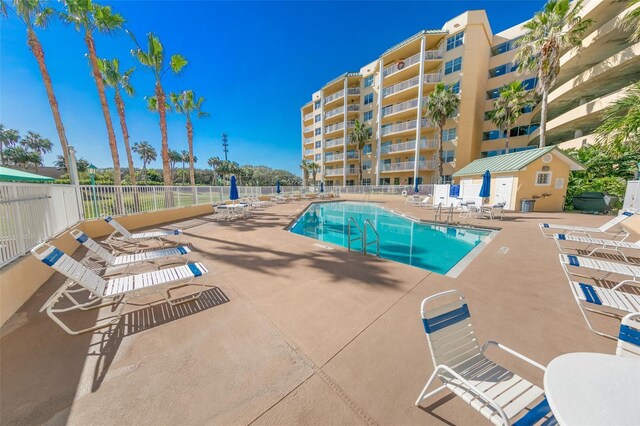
[1,0,546,174]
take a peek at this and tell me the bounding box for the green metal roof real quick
[382,29,448,56]
[453,146,583,177]
[0,166,55,182]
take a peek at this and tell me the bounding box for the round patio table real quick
[544,352,640,425]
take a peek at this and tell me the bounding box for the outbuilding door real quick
[494,176,514,209]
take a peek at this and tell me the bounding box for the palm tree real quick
[169,149,182,182]
[423,83,460,183]
[489,81,535,154]
[208,156,221,185]
[307,162,320,186]
[623,0,640,42]
[129,31,187,185]
[20,131,51,171]
[169,90,209,186]
[300,159,310,186]
[594,81,640,153]
[1,0,71,169]
[179,149,189,184]
[55,155,88,172]
[0,125,20,165]
[97,58,137,185]
[515,0,592,148]
[348,119,371,185]
[132,141,156,183]
[4,146,39,168]
[62,0,125,184]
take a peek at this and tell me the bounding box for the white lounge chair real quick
[568,281,640,340]
[617,312,640,358]
[559,254,640,287]
[415,290,553,426]
[554,234,640,262]
[539,209,636,239]
[481,202,506,220]
[104,215,183,250]
[70,229,191,272]
[32,243,208,335]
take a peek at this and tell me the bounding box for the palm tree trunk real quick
[539,88,548,148]
[186,116,195,186]
[143,161,147,183]
[27,28,70,171]
[84,31,122,186]
[114,91,136,185]
[438,125,444,184]
[505,127,510,153]
[358,150,363,185]
[155,82,172,185]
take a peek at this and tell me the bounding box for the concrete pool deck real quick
[1,199,635,425]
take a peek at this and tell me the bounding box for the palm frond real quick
[170,54,187,73]
[92,4,124,33]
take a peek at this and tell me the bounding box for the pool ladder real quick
[347,217,380,257]
[434,203,455,224]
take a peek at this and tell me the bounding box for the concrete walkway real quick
[1,200,628,425]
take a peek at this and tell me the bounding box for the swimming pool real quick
[288,202,492,275]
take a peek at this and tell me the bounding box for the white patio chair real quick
[538,209,636,239]
[104,215,183,250]
[482,202,506,220]
[459,201,476,218]
[559,254,640,287]
[568,281,640,340]
[70,229,190,273]
[407,195,421,205]
[617,312,640,358]
[553,234,640,262]
[32,243,208,335]
[416,290,553,426]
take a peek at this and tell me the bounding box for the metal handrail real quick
[347,216,363,252]
[445,204,454,224]
[363,219,380,257]
[434,203,443,222]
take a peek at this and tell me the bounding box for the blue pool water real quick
[289,202,491,274]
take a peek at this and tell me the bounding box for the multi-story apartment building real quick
[300,0,639,186]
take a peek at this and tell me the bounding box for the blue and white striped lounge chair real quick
[539,209,636,239]
[32,243,208,335]
[568,281,640,340]
[416,290,554,426]
[104,216,183,249]
[554,234,640,262]
[617,313,640,358]
[559,254,640,287]
[70,229,191,272]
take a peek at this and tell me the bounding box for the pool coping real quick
[284,200,499,278]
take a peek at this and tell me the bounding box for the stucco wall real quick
[0,204,213,327]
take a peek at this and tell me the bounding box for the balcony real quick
[346,168,358,175]
[304,138,313,145]
[382,49,443,78]
[325,106,344,120]
[347,88,360,96]
[325,138,347,148]
[325,121,355,134]
[380,118,429,136]
[304,149,314,156]
[303,125,314,133]
[379,160,436,173]
[324,168,344,176]
[379,138,438,155]
[346,151,359,160]
[324,90,344,104]
[324,153,344,163]
[382,73,442,97]
[381,99,419,117]
[303,112,313,121]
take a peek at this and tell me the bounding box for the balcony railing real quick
[347,104,360,112]
[346,151,359,159]
[325,122,344,133]
[381,99,419,117]
[303,125,314,133]
[380,118,429,136]
[304,149,314,156]
[303,112,313,121]
[304,138,313,145]
[325,138,347,148]
[383,75,419,97]
[382,49,443,78]
[347,88,360,95]
[346,168,358,175]
[379,138,439,155]
[423,73,442,84]
[324,168,344,176]
[325,153,344,162]
[324,90,344,104]
[325,106,344,119]
[379,160,436,173]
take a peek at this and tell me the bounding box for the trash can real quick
[520,199,536,212]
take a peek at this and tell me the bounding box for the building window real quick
[314,114,321,123]
[481,146,536,158]
[444,57,462,75]
[488,62,519,78]
[363,110,373,121]
[315,141,321,148]
[394,177,400,185]
[522,77,538,91]
[364,75,374,87]
[364,93,374,105]
[315,154,321,161]
[446,32,464,51]
[491,37,521,56]
[443,150,455,163]
[536,171,552,186]
[315,128,321,136]
[486,88,501,100]
[380,178,390,185]
[447,81,460,94]
[366,127,373,137]
[442,128,457,142]
[346,180,355,186]
[362,178,371,186]
[441,175,453,184]
[314,100,321,110]
[482,125,539,141]
[363,144,372,154]
[362,160,372,170]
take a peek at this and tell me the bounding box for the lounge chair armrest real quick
[482,341,546,371]
[433,364,509,425]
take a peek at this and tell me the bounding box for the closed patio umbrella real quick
[479,170,491,200]
[320,182,324,193]
[276,180,281,194]
[414,181,419,193]
[230,175,239,203]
